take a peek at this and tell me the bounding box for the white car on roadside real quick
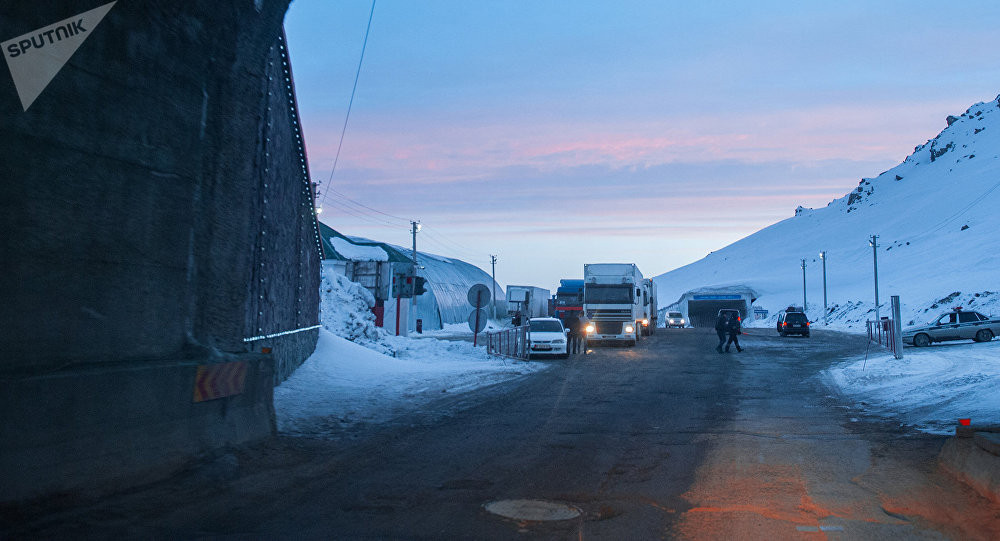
[527,317,568,359]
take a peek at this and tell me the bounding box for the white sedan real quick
[527,317,568,359]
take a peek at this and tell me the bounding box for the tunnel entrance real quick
[687,299,748,328]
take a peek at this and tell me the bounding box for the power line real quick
[324,199,408,230]
[916,177,1000,238]
[322,185,410,225]
[319,0,376,211]
[420,227,487,261]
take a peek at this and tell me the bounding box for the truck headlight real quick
[642,319,649,326]
[585,324,595,333]
[625,325,634,333]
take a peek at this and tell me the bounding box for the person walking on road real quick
[714,312,728,353]
[562,313,581,355]
[725,312,743,353]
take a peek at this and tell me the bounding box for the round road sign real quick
[467,308,488,333]
[467,284,491,308]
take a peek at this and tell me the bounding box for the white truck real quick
[583,263,644,346]
[506,285,550,323]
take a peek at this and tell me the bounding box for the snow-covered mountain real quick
[654,94,1000,330]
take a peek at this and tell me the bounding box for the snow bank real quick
[274,329,542,437]
[825,341,1000,434]
[319,270,394,356]
[275,268,543,438]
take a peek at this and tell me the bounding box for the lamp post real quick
[411,220,421,332]
[819,251,828,326]
[870,234,880,321]
[490,254,498,319]
[801,259,807,314]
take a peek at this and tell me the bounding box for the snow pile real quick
[654,94,1000,331]
[274,329,541,437]
[276,269,542,437]
[825,341,1000,434]
[319,270,394,356]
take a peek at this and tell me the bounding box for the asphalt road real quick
[5,328,1000,539]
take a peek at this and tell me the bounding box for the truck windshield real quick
[556,293,582,306]
[585,285,633,304]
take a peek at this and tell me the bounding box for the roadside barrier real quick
[866,317,900,358]
[486,326,529,360]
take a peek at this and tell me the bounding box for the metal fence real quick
[866,318,897,354]
[486,325,529,360]
[866,295,904,359]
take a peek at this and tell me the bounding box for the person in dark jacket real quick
[714,313,728,353]
[725,312,743,352]
[562,313,581,354]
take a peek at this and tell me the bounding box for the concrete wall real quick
[0,1,319,501]
[0,355,276,501]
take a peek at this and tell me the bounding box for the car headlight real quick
[625,325,634,333]
[585,324,595,333]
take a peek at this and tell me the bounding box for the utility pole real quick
[801,259,807,313]
[411,220,420,332]
[870,234,880,321]
[490,254,498,319]
[819,251,828,326]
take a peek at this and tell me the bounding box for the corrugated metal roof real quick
[317,221,507,328]
[318,222,410,263]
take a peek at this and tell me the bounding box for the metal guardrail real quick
[486,326,529,360]
[866,295,904,360]
[867,318,901,358]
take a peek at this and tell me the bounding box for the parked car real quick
[777,310,810,337]
[902,309,1000,347]
[665,311,686,328]
[527,317,568,358]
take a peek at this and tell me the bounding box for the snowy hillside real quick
[655,94,1000,330]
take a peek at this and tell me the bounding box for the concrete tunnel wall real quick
[0,0,319,502]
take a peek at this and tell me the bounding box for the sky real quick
[283,0,1000,289]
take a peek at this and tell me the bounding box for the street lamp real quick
[819,251,828,326]
[870,235,880,321]
[800,259,807,314]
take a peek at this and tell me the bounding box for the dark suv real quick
[777,310,809,337]
[718,309,741,323]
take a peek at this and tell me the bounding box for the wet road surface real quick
[4,328,999,539]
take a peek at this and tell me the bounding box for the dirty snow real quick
[825,341,1000,434]
[276,270,541,438]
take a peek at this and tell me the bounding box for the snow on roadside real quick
[824,341,1000,434]
[318,270,394,356]
[275,329,542,437]
[277,271,543,438]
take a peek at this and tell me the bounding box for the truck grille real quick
[594,321,623,334]
[587,309,631,319]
